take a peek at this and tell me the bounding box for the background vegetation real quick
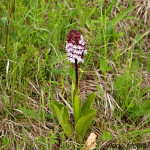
[0,0,150,149]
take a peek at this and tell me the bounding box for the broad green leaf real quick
[81,92,96,115]
[73,92,81,123]
[106,6,135,38]
[71,83,81,123]
[75,109,96,138]
[100,58,112,73]
[51,101,73,137]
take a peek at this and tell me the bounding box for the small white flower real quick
[77,45,82,49]
[68,58,75,63]
[73,45,78,49]
[67,52,73,57]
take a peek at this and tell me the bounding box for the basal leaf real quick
[81,92,96,115]
[73,92,81,123]
[51,101,73,137]
[75,109,96,138]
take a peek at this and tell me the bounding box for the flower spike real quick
[66,29,87,63]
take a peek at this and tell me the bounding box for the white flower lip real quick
[68,57,75,63]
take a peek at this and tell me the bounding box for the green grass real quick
[0,0,150,149]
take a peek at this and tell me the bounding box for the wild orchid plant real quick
[51,29,97,139]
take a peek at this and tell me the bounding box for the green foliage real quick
[81,92,96,115]
[105,0,117,16]
[0,0,149,149]
[19,105,40,120]
[106,6,135,40]
[146,55,150,73]
[75,109,96,138]
[35,132,59,150]
[51,91,97,139]
[0,138,9,150]
[51,101,73,137]
[130,100,150,120]
[72,92,81,123]
[101,131,112,140]
[114,71,137,112]
[114,73,131,101]
[74,92,97,139]
[100,58,112,73]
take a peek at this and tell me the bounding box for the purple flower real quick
[66,29,87,63]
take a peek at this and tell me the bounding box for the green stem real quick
[74,58,80,123]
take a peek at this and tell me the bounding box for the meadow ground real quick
[0,0,150,149]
